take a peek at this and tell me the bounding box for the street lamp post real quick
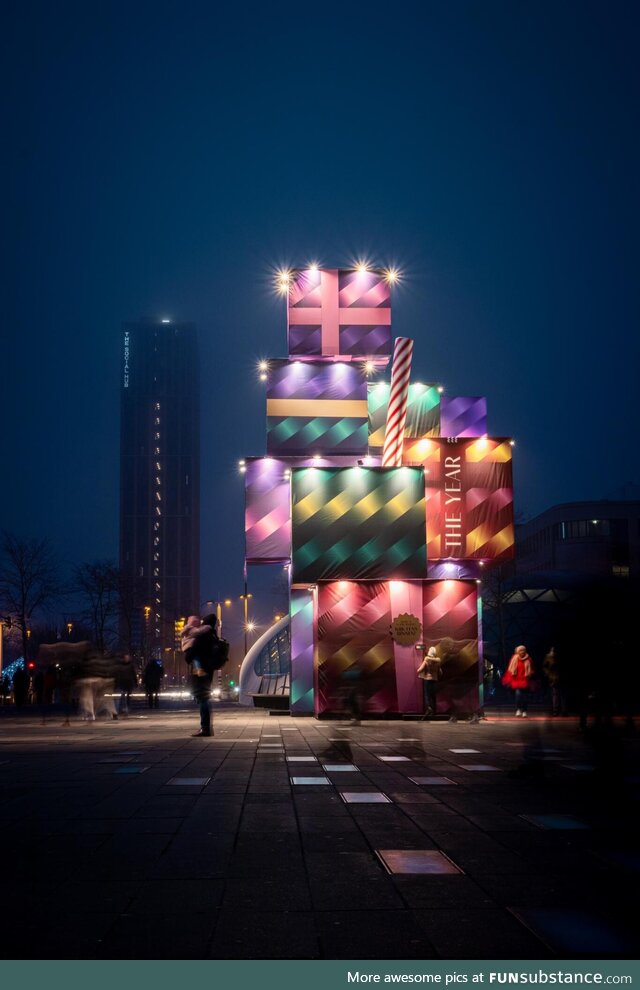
[239,592,253,657]
[202,598,232,638]
[202,598,233,693]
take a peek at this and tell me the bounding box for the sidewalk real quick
[0,705,638,960]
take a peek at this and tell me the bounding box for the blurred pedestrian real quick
[543,646,565,716]
[340,658,364,724]
[12,665,29,707]
[417,646,442,719]
[115,655,137,716]
[143,658,164,709]
[501,645,535,717]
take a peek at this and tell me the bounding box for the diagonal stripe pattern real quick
[291,467,427,582]
[288,268,392,360]
[440,396,488,438]
[382,337,414,467]
[267,359,369,456]
[316,581,397,714]
[368,382,441,449]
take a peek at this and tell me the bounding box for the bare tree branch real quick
[0,532,61,660]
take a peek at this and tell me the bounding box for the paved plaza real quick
[0,704,638,960]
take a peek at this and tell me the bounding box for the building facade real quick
[516,499,640,580]
[119,320,200,659]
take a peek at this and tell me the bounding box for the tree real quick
[74,560,120,654]
[479,562,513,670]
[0,532,61,661]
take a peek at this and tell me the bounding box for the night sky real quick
[3,1,639,628]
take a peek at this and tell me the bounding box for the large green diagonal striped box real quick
[291,466,427,582]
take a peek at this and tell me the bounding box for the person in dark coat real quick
[12,666,30,707]
[115,656,137,715]
[186,613,220,737]
[143,659,164,708]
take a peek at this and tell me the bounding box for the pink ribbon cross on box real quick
[288,268,391,360]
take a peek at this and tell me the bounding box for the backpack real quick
[185,633,230,673]
[209,637,230,671]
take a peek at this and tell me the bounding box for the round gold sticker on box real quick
[389,613,422,646]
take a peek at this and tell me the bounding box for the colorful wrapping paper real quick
[291,466,427,583]
[402,437,514,561]
[267,359,368,456]
[288,268,392,360]
[290,587,316,714]
[316,581,397,715]
[440,396,488,438]
[244,455,375,563]
[421,580,480,715]
[368,382,441,450]
[312,579,480,716]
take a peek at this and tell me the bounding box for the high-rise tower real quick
[119,320,200,659]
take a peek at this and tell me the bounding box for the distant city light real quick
[161,318,171,323]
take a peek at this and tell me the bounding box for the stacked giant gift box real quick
[243,267,514,716]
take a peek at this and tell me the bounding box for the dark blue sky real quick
[3,0,639,611]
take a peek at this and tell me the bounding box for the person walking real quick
[417,646,442,719]
[115,655,137,716]
[143,659,164,709]
[542,646,564,716]
[502,645,535,717]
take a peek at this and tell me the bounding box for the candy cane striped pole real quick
[381,337,414,467]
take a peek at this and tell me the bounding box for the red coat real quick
[502,653,534,690]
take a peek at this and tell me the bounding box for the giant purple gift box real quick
[266,359,368,456]
[440,396,488,438]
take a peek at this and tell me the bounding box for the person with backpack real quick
[184,612,229,737]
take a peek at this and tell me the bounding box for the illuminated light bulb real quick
[238,459,246,466]
[355,260,369,273]
[239,466,246,474]
[258,360,269,372]
[385,268,400,284]
[510,440,516,447]
[437,386,444,394]
[364,361,374,375]
[313,454,321,463]
[259,372,267,381]
[308,262,319,273]
[275,269,293,294]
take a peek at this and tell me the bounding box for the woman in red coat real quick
[502,645,534,717]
